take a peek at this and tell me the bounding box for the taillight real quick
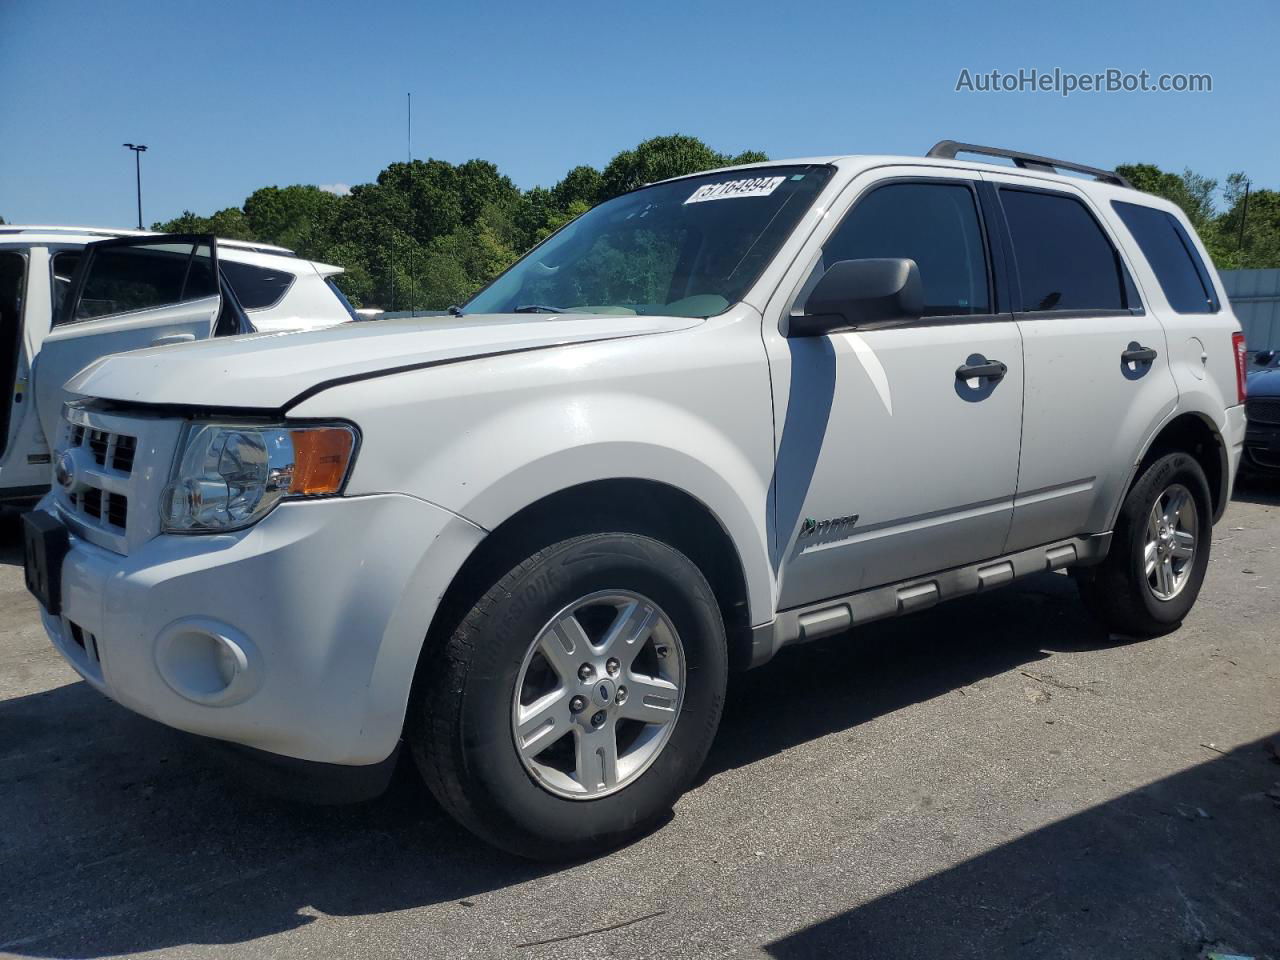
[1232,332,1248,405]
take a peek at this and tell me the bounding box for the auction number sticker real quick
[684,175,786,204]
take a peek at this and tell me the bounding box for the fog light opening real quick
[155,618,260,706]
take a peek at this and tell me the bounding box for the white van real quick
[0,227,358,505]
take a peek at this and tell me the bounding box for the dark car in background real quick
[1245,350,1280,473]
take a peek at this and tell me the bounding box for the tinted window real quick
[74,241,217,321]
[1001,189,1127,312]
[221,260,295,310]
[50,251,81,320]
[1112,201,1218,313]
[823,182,990,316]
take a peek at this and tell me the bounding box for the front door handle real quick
[956,358,1008,381]
[151,333,196,347]
[1122,345,1158,364]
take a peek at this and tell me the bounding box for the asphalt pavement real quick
[1,483,1278,959]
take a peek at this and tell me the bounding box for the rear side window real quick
[823,181,990,316]
[1000,188,1130,313]
[1112,201,1219,313]
[220,260,295,311]
[72,240,216,322]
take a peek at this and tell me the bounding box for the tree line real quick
[152,134,1280,309]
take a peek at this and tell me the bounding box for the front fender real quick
[292,320,779,626]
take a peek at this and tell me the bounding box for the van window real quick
[1000,189,1128,313]
[822,181,991,316]
[221,260,295,311]
[73,241,216,322]
[1,250,25,458]
[1112,201,1219,314]
[51,251,82,319]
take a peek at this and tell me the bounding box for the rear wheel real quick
[413,532,727,860]
[1074,452,1212,636]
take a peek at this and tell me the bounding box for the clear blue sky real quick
[2,0,1276,228]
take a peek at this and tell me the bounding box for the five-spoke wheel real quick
[513,591,684,799]
[413,532,727,860]
[1075,451,1212,636]
[1144,483,1197,601]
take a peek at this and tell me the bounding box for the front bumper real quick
[1244,415,1280,472]
[34,492,485,766]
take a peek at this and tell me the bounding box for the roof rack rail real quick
[926,140,1133,189]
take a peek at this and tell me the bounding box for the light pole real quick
[122,143,148,229]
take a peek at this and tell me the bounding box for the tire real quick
[412,532,728,860]
[1074,452,1213,637]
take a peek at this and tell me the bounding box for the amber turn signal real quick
[289,427,355,495]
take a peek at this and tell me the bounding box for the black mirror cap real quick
[790,258,924,337]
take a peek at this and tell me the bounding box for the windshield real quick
[465,165,833,318]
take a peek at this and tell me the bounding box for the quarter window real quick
[1112,201,1218,314]
[1000,188,1129,312]
[220,260,295,311]
[822,182,990,316]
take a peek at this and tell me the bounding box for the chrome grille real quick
[1246,397,1280,427]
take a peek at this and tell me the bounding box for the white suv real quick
[0,227,357,506]
[22,143,1247,859]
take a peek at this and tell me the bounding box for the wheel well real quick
[1137,413,1227,520]
[422,480,755,677]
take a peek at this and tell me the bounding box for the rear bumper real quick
[35,491,486,766]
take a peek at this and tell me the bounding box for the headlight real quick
[161,422,357,533]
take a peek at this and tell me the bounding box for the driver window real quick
[824,181,991,317]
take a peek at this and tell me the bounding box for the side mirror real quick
[1254,350,1276,367]
[789,258,924,337]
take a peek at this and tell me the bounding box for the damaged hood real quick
[66,312,701,410]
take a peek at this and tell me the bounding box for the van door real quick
[766,170,1025,609]
[0,249,26,466]
[33,235,227,444]
[981,176,1177,550]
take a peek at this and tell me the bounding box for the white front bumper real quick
[37,492,485,765]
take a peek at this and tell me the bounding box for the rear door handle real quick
[151,333,196,346]
[956,358,1008,381]
[1122,345,1158,364]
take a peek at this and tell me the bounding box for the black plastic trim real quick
[0,484,49,505]
[927,140,1134,189]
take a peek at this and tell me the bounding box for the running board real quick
[749,533,1112,667]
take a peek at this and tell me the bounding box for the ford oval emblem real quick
[55,451,77,491]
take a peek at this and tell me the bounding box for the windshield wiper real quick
[513,304,567,314]
[447,304,465,317]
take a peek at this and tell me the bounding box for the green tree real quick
[146,134,772,309]
[152,207,255,241]
[600,134,766,199]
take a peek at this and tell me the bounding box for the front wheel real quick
[413,532,728,860]
[1074,452,1213,636]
